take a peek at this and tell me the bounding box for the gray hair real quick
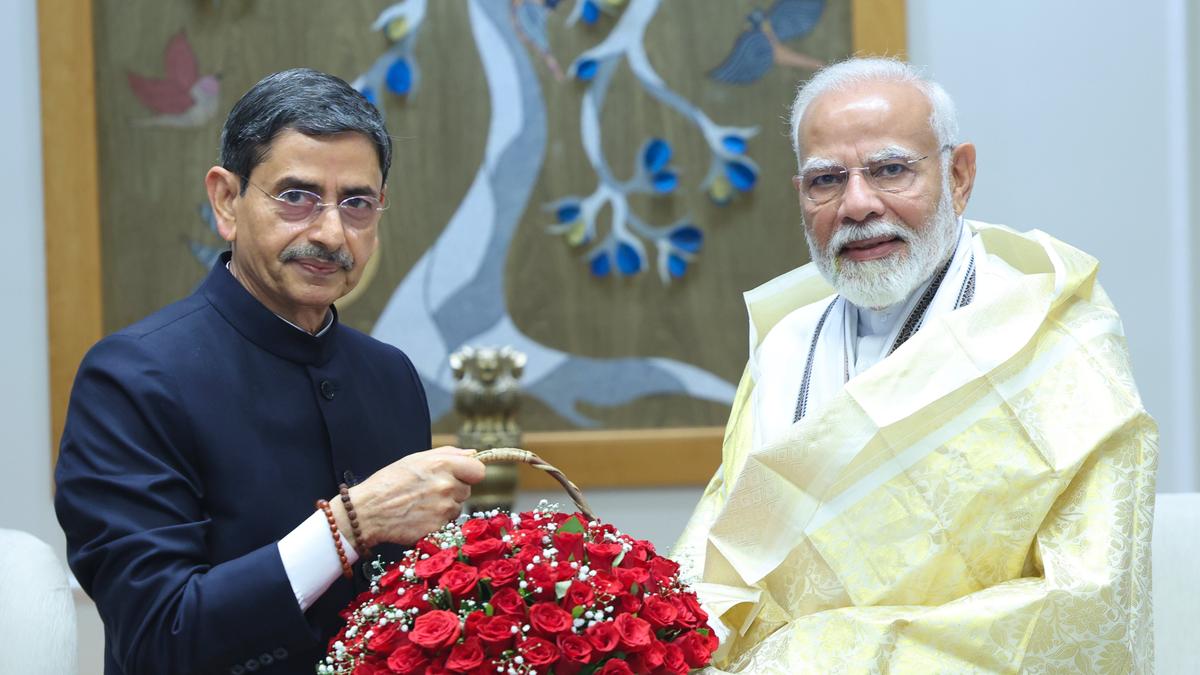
[788,58,959,169]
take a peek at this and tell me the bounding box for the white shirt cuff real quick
[278,509,361,612]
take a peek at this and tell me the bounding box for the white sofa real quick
[0,528,77,674]
[1153,492,1200,674]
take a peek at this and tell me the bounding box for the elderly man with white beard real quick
[673,58,1158,673]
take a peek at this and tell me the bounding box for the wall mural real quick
[96,0,851,432]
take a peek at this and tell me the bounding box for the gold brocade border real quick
[39,1,906,484]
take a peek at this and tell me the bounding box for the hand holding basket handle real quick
[472,447,597,521]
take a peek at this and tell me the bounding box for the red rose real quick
[476,614,520,648]
[561,580,595,611]
[620,541,654,569]
[640,595,679,629]
[615,566,648,588]
[672,593,706,629]
[660,643,689,675]
[585,621,619,653]
[393,585,432,612]
[525,564,560,601]
[445,636,486,672]
[595,659,634,675]
[613,613,654,652]
[351,662,383,675]
[378,565,405,589]
[590,570,625,596]
[529,602,574,636]
[674,630,717,668]
[385,644,429,674]
[616,593,642,615]
[488,513,512,535]
[585,542,623,569]
[461,518,492,542]
[628,639,666,672]
[414,548,458,579]
[464,610,487,636]
[553,531,585,561]
[479,558,521,588]
[519,637,560,668]
[488,587,527,617]
[649,556,680,583]
[365,621,408,653]
[409,610,461,650]
[557,633,593,664]
[438,562,480,598]
[462,537,506,563]
[415,538,441,557]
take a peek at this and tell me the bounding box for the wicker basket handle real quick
[472,447,597,521]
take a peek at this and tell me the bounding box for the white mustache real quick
[827,220,909,257]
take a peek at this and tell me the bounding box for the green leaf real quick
[611,550,626,568]
[571,605,585,619]
[697,627,710,637]
[557,515,586,535]
[484,603,495,617]
[630,582,640,595]
[555,580,572,600]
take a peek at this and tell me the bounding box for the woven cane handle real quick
[473,447,597,521]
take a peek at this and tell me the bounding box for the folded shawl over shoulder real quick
[673,221,1158,674]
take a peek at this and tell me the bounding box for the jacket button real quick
[319,380,335,400]
[273,647,289,660]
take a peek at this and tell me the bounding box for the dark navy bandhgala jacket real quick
[55,253,431,675]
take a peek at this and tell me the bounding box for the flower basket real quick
[319,448,717,674]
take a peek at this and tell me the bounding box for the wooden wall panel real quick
[41,1,906,485]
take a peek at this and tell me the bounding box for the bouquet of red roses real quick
[319,502,717,674]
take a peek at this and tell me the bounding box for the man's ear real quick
[949,143,977,216]
[205,167,241,242]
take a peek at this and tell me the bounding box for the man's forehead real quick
[798,80,934,157]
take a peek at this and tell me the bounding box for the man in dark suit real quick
[55,68,486,675]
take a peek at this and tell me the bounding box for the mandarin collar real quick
[200,251,339,366]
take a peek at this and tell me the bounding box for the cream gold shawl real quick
[673,221,1158,674]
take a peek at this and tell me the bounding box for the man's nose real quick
[838,171,885,223]
[307,205,348,247]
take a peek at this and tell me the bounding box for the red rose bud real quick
[519,636,560,668]
[444,636,485,672]
[385,644,429,674]
[641,595,679,629]
[479,558,521,588]
[351,662,384,675]
[675,630,717,668]
[557,633,593,664]
[660,643,690,675]
[553,531,585,561]
[613,613,654,652]
[561,580,595,611]
[409,610,461,651]
[476,614,520,649]
[584,542,623,569]
[589,570,625,596]
[487,513,511,535]
[595,658,634,675]
[585,621,620,653]
[437,562,480,599]
[378,565,404,590]
[415,538,441,557]
[622,541,655,568]
[414,548,457,579]
[461,537,506,563]
[464,610,487,636]
[616,593,642,615]
[487,587,527,617]
[529,602,574,636]
[525,564,559,601]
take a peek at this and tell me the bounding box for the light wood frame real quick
[39,0,905,489]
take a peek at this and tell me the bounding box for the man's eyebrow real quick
[269,176,322,194]
[865,145,920,163]
[799,157,842,174]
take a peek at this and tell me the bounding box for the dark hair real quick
[219,68,392,191]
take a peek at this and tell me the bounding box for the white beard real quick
[805,188,959,309]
